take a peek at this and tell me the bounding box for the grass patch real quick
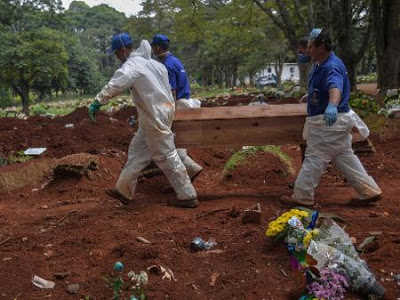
[1,151,32,165]
[223,145,294,176]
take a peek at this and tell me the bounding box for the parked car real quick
[255,74,278,88]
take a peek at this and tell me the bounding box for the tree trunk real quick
[339,55,358,91]
[21,88,29,116]
[217,70,223,88]
[12,81,30,116]
[382,48,400,88]
[346,61,357,92]
[372,0,400,99]
[274,56,284,85]
[224,69,231,88]
[232,62,238,87]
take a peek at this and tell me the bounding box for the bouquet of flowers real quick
[265,209,385,300]
[307,219,385,299]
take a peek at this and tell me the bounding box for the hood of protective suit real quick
[132,40,152,60]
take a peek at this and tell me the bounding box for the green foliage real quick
[223,145,293,175]
[105,263,148,300]
[349,91,379,117]
[1,151,32,165]
[0,0,387,110]
[357,73,377,83]
[0,28,69,113]
[377,93,400,118]
[112,277,124,300]
[0,87,14,108]
[30,104,50,115]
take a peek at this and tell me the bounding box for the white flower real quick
[128,271,148,286]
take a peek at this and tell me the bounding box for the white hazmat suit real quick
[293,110,382,204]
[175,98,203,179]
[96,40,197,203]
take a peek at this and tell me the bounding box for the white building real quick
[258,63,300,82]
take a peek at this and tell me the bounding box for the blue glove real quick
[324,103,338,126]
[88,99,102,122]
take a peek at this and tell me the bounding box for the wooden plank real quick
[174,104,307,120]
[173,104,307,148]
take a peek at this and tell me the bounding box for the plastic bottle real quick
[190,237,216,251]
[128,115,137,127]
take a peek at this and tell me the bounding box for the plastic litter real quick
[128,115,137,127]
[32,275,55,289]
[190,237,216,251]
[307,219,385,299]
[64,123,74,128]
[114,261,124,271]
[147,265,177,281]
[24,147,47,156]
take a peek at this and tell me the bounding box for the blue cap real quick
[309,28,322,40]
[151,34,170,46]
[107,33,133,55]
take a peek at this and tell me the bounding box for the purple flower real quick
[306,267,348,300]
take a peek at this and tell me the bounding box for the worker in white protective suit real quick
[88,32,198,208]
[281,28,382,207]
[150,34,203,185]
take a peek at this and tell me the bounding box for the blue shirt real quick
[163,53,191,100]
[307,53,350,117]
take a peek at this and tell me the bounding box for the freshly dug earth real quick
[1,100,400,300]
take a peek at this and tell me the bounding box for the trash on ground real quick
[32,275,55,289]
[136,236,151,244]
[67,283,80,294]
[24,147,47,156]
[147,265,176,281]
[242,203,262,224]
[114,261,124,271]
[128,115,137,127]
[209,271,219,286]
[64,123,74,128]
[357,235,379,252]
[190,237,217,251]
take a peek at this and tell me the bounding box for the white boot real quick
[177,149,203,181]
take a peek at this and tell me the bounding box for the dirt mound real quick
[202,94,262,107]
[202,94,301,107]
[0,109,134,158]
[58,106,89,124]
[112,105,138,122]
[223,151,295,187]
[0,157,54,193]
[268,97,300,105]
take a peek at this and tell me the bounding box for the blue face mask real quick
[298,53,311,63]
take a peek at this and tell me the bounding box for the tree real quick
[371,0,400,99]
[64,2,127,76]
[64,35,102,94]
[253,0,373,90]
[321,0,372,90]
[0,29,68,114]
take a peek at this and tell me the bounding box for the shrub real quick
[349,91,379,118]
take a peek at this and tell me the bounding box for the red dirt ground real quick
[1,98,400,300]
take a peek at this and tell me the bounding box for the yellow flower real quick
[266,209,310,237]
[303,229,319,247]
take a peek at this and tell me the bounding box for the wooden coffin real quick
[173,104,307,147]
